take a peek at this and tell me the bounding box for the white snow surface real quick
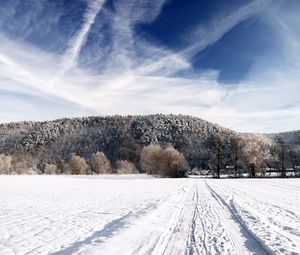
[0,175,300,255]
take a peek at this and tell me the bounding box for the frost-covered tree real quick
[115,160,139,174]
[44,163,58,175]
[159,146,189,178]
[89,152,112,174]
[68,154,89,175]
[242,134,271,177]
[140,144,188,177]
[55,158,72,175]
[0,154,12,174]
[9,153,39,175]
[140,144,162,175]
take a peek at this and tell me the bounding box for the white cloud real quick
[50,0,106,87]
[0,0,300,133]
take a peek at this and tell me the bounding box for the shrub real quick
[10,153,39,175]
[159,146,189,178]
[68,154,89,175]
[140,144,162,175]
[0,154,12,174]
[140,144,188,178]
[11,159,27,174]
[89,152,112,174]
[54,158,72,174]
[115,160,139,174]
[44,163,58,175]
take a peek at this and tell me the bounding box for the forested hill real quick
[0,114,235,168]
[266,130,300,143]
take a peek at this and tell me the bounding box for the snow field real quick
[0,175,299,255]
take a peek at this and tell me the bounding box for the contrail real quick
[50,0,106,87]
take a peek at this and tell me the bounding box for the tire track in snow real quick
[49,196,174,255]
[130,181,193,255]
[205,181,275,255]
[144,180,240,255]
[187,186,204,255]
[152,183,196,255]
[207,180,300,254]
[76,180,248,255]
[188,180,240,255]
[59,181,192,255]
[214,182,300,222]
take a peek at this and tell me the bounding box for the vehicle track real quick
[205,181,275,255]
[206,180,300,254]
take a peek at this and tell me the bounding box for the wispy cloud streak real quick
[1,0,300,133]
[50,0,106,86]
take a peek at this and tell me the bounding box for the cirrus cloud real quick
[0,0,300,133]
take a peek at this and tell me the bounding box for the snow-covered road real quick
[0,176,299,255]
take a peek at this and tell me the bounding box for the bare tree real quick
[68,154,89,175]
[140,144,188,178]
[159,146,189,178]
[89,152,112,174]
[285,132,300,176]
[230,134,245,177]
[140,144,162,175]
[209,133,225,178]
[115,160,139,174]
[10,153,39,175]
[0,154,12,174]
[288,148,299,176]
[55,158,72,175]
[274,135,288,177]
[44,163,58,175]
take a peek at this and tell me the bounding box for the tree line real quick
[0,115,299,178]
[0,144,188,178]
[200,133,300,178]
[1,132,299,178]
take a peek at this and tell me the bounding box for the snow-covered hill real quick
[0,114,234,170]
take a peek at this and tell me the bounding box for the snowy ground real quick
[0,175,299,255]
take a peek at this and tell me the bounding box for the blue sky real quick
[0,0,300,132]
